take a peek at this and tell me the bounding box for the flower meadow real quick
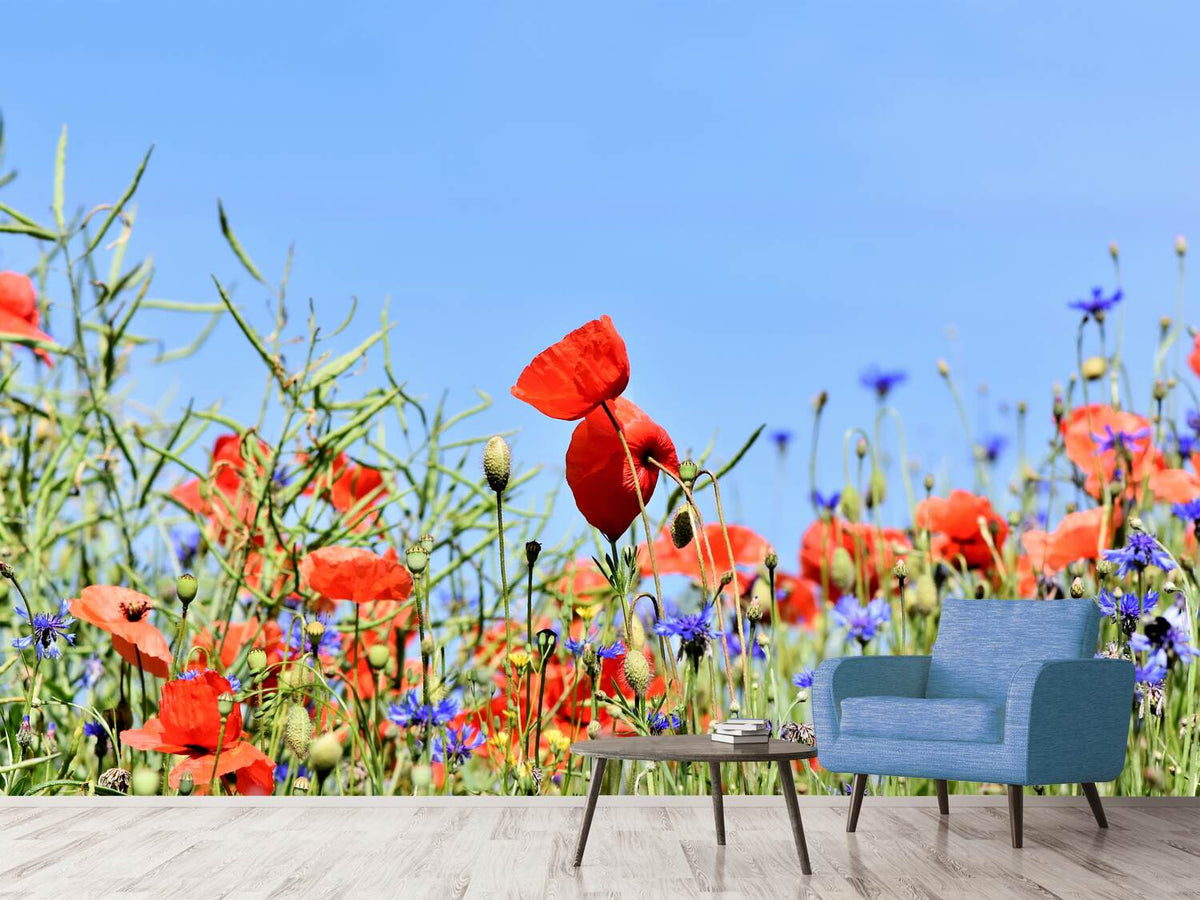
[1,130,1198,799]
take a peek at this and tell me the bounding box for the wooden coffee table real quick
[570,734,818,874]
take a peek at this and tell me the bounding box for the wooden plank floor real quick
[2,799,1198,898]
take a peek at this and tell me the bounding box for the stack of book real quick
[711,718,771,744]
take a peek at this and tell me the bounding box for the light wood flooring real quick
[1,797,1198,898]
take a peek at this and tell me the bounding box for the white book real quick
[713,722,770,734]
[721,718,770,726]
[710,733,770,744]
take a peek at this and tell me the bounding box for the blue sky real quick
[3,4,1199,562]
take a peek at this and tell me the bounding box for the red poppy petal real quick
[511,316,631,420]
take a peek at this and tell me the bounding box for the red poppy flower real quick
[1190,333,1200,379]
[122,670,274,795]
[301,452,386,530]
[640,523,769,591]
[800,518,910,596]
[1060,405,1157,498]
[565,398,678,542]
[1021,506,1115,574]
[552,558,612,605]
[70,586,172,678]
[1149,467,1200,505]
[915,490,1008,570]
[511,315,630,420]
[0,271,54,365]
[171,433,271,536]
[299,546,413,605]
[771,572,821,626]
[192,618,286,672]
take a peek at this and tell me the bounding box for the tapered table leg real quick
[777,760,812,875]
[573,757,607,866]
[1081,782,1108,829]
[846,773,867,832]
[935,779,949,815]
[708,761,726,845]
[1008,785,1024,849]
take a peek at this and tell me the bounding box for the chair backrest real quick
[926,598,1101,702]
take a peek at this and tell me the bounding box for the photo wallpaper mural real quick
[0,133,1196,799]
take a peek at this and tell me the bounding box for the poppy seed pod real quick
[405,545,428,574]
[670,507,694,549]
[309,732,343,777]
[866,468,887,509]
[176,573,198,605]
[623,651,650,697]
[483,435,511,494]
[131,766,160,796]
[293,776,310,794]
[178,771,194,796]
[678,459,699,485]
[217,692,236,719]
[840,484,862,522]
[418,533,435,554]
[367,643,391,671]
[285,704,313,759]
[98,767,131,794]
[525,540,542,565]
[247,648,268,674]
[830,547,856,593]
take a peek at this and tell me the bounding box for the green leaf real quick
[52,125,67,233]
[302,329,389,394]
[85,144,153,255]
[0,221,57,241]
[217,199,268,286]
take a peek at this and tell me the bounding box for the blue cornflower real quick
[387,690,461,729]
[1134,650,1167,686]
[83,721,106,739]
[976,434,1007,464]
[654,604,716,665]
[1176,433,1197,457]
[770,430,793,452]
[12,599,75,661]
[646,710,681,735]
[1101,532,1174,577]
[283,612,342,658]
[562,633,624,660]
[226,673,243,693]
[1091,424,1152,456]
[1068,287,1123,318]
[831,595,890,645]
[811,489,841,513]
[170,526,201,569]
[1131,604,1196,665]
[1173,499,1200,523]
[178,667,205,681]
[432,724,486,766]
[275,763,311,783]
[1096,589,1159,635]
[724,629,766,661]
[793,668,815,690]
[859,366,907,399]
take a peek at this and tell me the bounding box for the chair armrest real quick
[813,655,931,745]
[1004,658,1134,784]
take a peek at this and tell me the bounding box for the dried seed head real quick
[670,507,694,550]
[483,435,511,494]
[623,651,650,697]
[923,473,935,493]
[176,573,198,605]
[893,558,908,582]
[525,540,542,565]
[98,767,132,794]
[285,705,313,759]
[747,599,763,622]
[367,643,391,672]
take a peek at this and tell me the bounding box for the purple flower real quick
[283,612,342,658]
[387,690,461,728]
[770,430,793,452]
[976,434,1007,464]
[811,490,841,512]
[859,366,907,399]
[1068,287,1122,318]
[563,633,624,660]
[1134,650,1167,686]
[655,604,716,664]
[831,595,890,645]
[646,710,681,735]
[12,599,75,661]
[1101,533,1174,577]
[432,724,486,765]
[1131,604,1195,666]
[1096,589,1159,635]
[1091,424,1152,456]
[1172,499,1200,523]
[792,668,815,690]
[724,629,766,661]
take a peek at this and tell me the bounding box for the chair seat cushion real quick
[840,696,1004,743]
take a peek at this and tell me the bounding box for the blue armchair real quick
[813,598,1134,847]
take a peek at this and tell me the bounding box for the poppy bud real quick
[923,473,935,493]
[309,732,343,777]
[1109,241,1119,260]
[293,776,310,794]
[1081,356,1107,381]
[419,533,435,554]
[855,438,868,460]
[840,484,862,522]
[305,621,326,654]
[217,692,236,718]
[176,573,198,605]
[178,772,194,796]
[412,763,433,789]
[1153,380,1168,401]
[132,766,160,796]
[670,508,694,549]
[98,767,131,794]
[627,613,646,651]
[285,704,313,759]
[747,599,763,621]
[764,549,778,570]
[483,435,511,494]
[525,540,542,565]
[866,468,886,509]
[812,390,828,413]
[623,651,650,697]
[830,547,856,593]
[1129,516,1145,533]
[1177,234,1188,257]
[367,643,391,671]
[587,721,601,739]
[719,571,734,587]
[405,545,428,574]
[678,459,699,485]
[937,359,949,377]
[1070,577,1085,598]
[247,648,268,674]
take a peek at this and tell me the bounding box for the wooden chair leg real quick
[935,779,949,815]
[573,758,607,866]
[846,773,868,833]
[1007,785,1023,849]
[1081,782,1108,829]
[708,761,726,846]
